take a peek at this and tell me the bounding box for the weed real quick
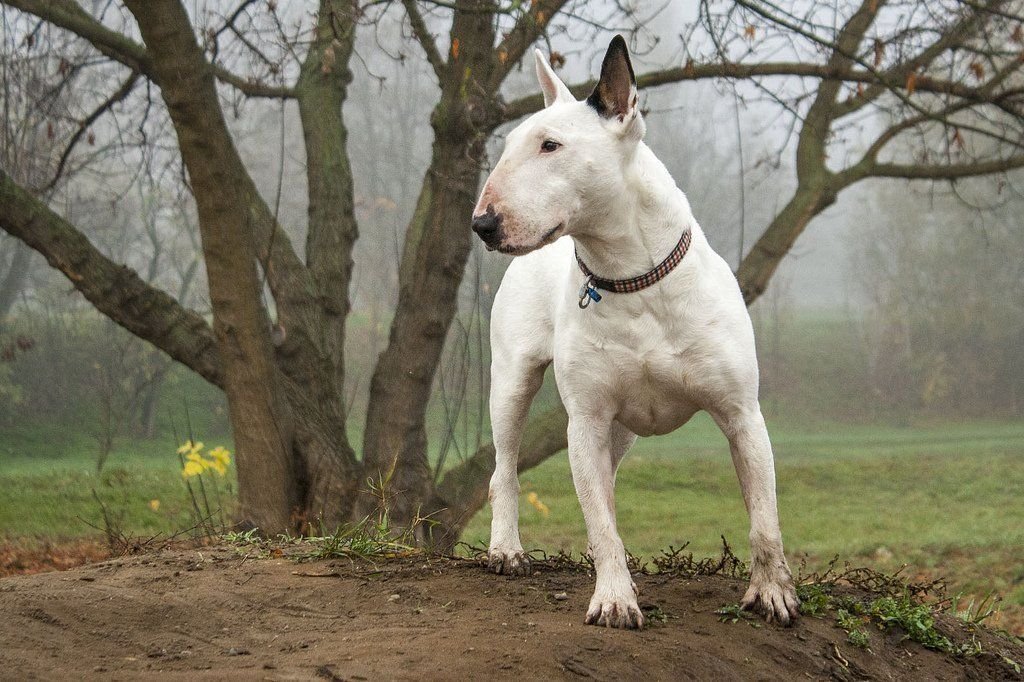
[715,603,760,627]
[866,594,953,652]
[641,604,675,625]
[223,528,264,547]
[715,603,746,624]
[792,559,1009,661]
[836,608,870,648]
[652,536,748,579]
[797,582,833,617]
[295,515,418,563]
[950,591,1001,626]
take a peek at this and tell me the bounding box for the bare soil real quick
[0,545,1021,681]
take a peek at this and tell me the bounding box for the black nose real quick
[472,210,502,242]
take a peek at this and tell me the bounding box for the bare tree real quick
[1,0,1022,543]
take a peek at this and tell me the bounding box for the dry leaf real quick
[744,24,756,41]
[873,38,884,67]
[905,71,918,94]
[969,61,984,80]
[451,38,460,60]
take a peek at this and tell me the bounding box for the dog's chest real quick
[555,311,714,436]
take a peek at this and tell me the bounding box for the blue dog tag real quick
[578,277,602,309]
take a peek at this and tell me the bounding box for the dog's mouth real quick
[489,223,564,255]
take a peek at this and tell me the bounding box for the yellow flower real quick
[181,460,205,478]
[526,491,550,518]
[177,440,204,456]
[148,499,160,512]
[209,446,231,467]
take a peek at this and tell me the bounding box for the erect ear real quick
[587,35,640,124]
[535,49,574,107]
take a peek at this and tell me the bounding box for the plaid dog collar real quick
[576,228,693,309]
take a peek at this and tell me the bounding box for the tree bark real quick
[125,0,298,534]
[360,3,498,533]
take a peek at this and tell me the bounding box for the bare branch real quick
[3,0,151,71]
[401,0,446,81]
[870,155,1024,179]
[0,167,224,387]
[38,69,141,194]
[2,0,295,98]
[496,59,1006,125]
[212,67,296,98]
[487,0,572,91]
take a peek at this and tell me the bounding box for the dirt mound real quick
[0,545,1020,680]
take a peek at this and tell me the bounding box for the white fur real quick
[475,48,799,629]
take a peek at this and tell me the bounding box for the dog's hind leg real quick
[714,407,801,625]
[568,416,644,629]
[487,355,547,576]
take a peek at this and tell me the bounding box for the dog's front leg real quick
[487,360,545,576]
[720,408,801,625]
[568,416,644,629]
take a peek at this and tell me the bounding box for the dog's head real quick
[472,35,645,255]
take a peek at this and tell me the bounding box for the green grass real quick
[0,423,233,539]
[460,415,1024,556]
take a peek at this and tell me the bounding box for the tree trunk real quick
[360,131,484,532]
[126,0,298,534]
[359,4,499,533]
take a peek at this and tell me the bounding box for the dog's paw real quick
[487,548,532,576]
[585,588,644,629]
[741,572,801,626]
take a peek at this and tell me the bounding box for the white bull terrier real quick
[471,35,800,629]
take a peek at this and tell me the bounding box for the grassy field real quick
[1,416,1022,632]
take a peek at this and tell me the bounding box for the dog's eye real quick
[540,139,561,153]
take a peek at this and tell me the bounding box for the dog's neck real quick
[571,143,694,281]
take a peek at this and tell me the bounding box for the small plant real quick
[836,607,870,648]
[642,604,675,625]
[797,582,833,617]
[950,591,1001,626]
[715,603,759,627]
[177,439,233,537]
[297,515,418,562]
[865,594,954,652]
[223,528,263,547]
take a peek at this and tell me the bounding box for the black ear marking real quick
[587,35,637,120]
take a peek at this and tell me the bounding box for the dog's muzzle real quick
[471,206,503,249]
